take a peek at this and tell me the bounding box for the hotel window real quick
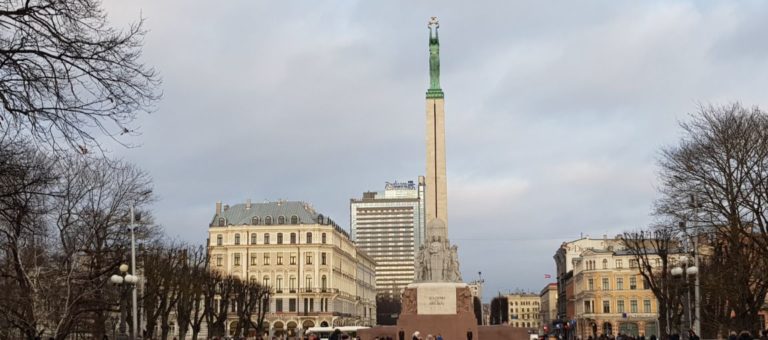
[616,278,624,290]
[216,235,222,246]
[289,276,296,293]
[216,255,222,267]
[602,277,609,291]
[602,300,610,313]
[643,277,650,289]
[306,253,313,265]
[277,253,283,265]
[263,253,270,265]
[277,233,283,244]
[250,254,257,265]
[584,301,593,313]
[322,233,327,244]
[617,300,625,313]
[602,259,608,269]
[306,232,312,244]
[643,299,652,313]
[218,217,225,227]
[278,216,286,225]
[616,259,623,268]
[588,278,594,291]
[252,216,260,225]
[233,253,240,266]
[290,254,297,265]
[305,276,313,292]
[321,253,327,265]
[262,275,270,287]
[654,258,661,267]
[321,275,327,291]
[630,259,638,268]
[265,216,273,225]
[234,234,240,245]
[264,233,270,244]
[290,233,296,244]
[250,233,257,245]
[630,300,638,313]
[289,298,296,312]
[276,277,283,292]
[275,298,283,312]
[291,215,299,224]
[630,276,637,290]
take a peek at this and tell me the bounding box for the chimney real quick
[216,201,222,215]
[246,199,252,210]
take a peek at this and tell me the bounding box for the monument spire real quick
[427,17,444,99]
[417,17,460,283]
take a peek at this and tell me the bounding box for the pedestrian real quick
[436,334,443,340]
[412,332,421,340]
[426,335,434,340]
[649,335,656,340]
[688,330,700,340]
[330,329,342,340]
[729,331,739,340]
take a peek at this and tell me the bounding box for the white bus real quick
[304,326,370,340]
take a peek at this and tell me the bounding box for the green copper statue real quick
[427,17,444,98]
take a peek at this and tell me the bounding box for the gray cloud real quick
[102,0,768,300]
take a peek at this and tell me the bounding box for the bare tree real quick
[175,245,207,340]
[621,228,684,339]
[142,243,184,340]
[232,278,271,337]
[655,103,768,336]
[0,0,161,151]
[203,271,237,338]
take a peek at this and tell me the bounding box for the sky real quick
[101,1,768,301]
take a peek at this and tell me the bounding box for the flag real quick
[544,274,552,279]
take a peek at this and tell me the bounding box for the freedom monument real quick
[393,17,478,340]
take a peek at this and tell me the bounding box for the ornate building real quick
[572,248,660,339]
[507,293,541,329]
[208,200,376,336]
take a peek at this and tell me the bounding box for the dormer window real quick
[317,214,324,224]
[278,216,286,225]
[218,217,226,227]
[252,216,260,225]
[290,215,299,224]
[265,216,273,225]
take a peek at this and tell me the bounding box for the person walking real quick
[687,330,700,340]
[412,331,421,340]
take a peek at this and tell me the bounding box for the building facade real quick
[540,283,558,333]
[350,180,425,295]
[508,293,541,329]
[572,248,660,339]
[208,200,376,336]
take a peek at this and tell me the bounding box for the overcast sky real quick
[102,1,768,300]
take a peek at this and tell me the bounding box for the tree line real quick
[622,103,768,339]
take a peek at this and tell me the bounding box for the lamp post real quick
[671,255,698,340]
[111,264,139,340]
[129,206,139,340]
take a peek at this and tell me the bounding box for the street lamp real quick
[671,255,698,339]
[111,264,139,340]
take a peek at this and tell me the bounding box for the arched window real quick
[277,216,286,225]
[265,216,273,225]
[321,233,327,244]
[305,275,313,292]
[602,259,608,269]
[264,233,270,244]
[216,234,223,246]
[306,232,312,244]
[277,233,283,244]
[218,217,225,227]
[250,233,257,245]
[252,216,260,225]
[291,215,299,224]
[234,234,240,245]
[290,233,296,244]
[289,276,296,292]
[276,276,283,292]
[263,275,270,287]
[321,275,327,291]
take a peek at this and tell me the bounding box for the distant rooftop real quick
[210,200,349,238]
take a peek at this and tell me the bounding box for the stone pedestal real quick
[396,282,478,340]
